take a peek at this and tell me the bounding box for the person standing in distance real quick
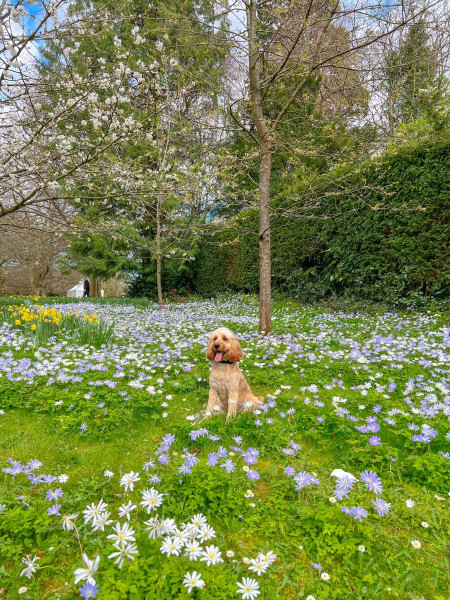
[83,278,90,298]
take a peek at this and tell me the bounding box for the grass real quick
[0,294,448,600]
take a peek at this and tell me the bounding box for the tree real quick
[218,0,446,333]
[384,18,441,131]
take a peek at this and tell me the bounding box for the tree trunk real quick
[156,196,163,309]
[247,0,273,334]
[91,277,101,298]
[258,143,272,333]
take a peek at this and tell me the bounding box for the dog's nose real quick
[214,343,220,349]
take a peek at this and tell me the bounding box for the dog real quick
[205,327,263,421]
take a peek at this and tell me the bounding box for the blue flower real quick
[360,471,383,495]
[373,498,391,516]
[368,436,381,446]
[79,582,98,598]
[220,460,235,473]
[350,506,368,522]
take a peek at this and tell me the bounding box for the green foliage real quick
[192,140,450,306]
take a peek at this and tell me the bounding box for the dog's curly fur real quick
[205,327,263,421]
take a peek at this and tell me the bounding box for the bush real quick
[192,140,450,305]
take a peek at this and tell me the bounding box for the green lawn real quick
[0,295,448,599]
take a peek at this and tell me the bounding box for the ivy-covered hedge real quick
[192,141,450,306]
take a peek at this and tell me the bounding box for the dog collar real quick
[219,360,235,364]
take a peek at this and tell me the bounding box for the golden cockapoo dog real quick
[205,327,263,421]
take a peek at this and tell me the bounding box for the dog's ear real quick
[228,334,243,363]
[206,335,216,361]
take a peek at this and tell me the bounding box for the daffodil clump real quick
[0,303,109,346]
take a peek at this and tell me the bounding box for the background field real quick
[0,295,449,599]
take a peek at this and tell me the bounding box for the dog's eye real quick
[223,336,228,341]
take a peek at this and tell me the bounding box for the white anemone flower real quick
[83,499,108,524]
[259,551,277,565]
[190,513,207,529]
[91,511,113,532]
[145,515,162,539]
[197,524,216,542]
[74,554,100,585]
[185,540,202,561]
[200,545,222,566]
[120,471,140,492]
[106,522,136,544]
[108,541,139,569]
[61,514,78,531]
[20,555,40,579]
[118,501,137,521]
[236,577,261,599]
[141,488,164,513]
[248,557,268,576]
[161,536,183,556]
[183,571,205,593]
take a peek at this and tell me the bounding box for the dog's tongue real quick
[214,352,223,362]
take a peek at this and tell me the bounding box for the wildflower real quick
[20,555,40,579]
[200,545,222,566]
[421,522,429,528]
[411,540,421,549]
[360,470,383,494]
[46,488,63,501]
[83,499,108,524]
[284,466,295,476]
[350,506,368,522]
[62,514,78,531]
[236,577,260,600]
[183,571,205,593]
[104,470,114,478]
[358,545,366,552]
[321,572,330,581]
[373,498,391,516]
[185,540,202,561]
[329,497,337,503]
[108,541,139,568]
[161,537,183,556]
[141,488,164,513]
[259,551,276,565]
[145,515,162,539]
[245,490,255,498]
[190,513,207,529]
[47,504,61,516]
[18,587,28,594]
[311,562,322,571]
[294,471,313,489]
[198,524,216,542]
[106,522,136,544]
[74,554,100,585]
[120,471,140,492]
[405,499,415,508]
[58,474,69,483]
[118,501,136,521]
[368,436,381,446]
[226,550,235,557]
[221,460,235,473]
[247,470,260,481]
[248,557,268,575]
[91,511,113,532]
[79,582,99,598]
[306,596,316,600]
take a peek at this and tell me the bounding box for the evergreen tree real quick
[384,19,440,131]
